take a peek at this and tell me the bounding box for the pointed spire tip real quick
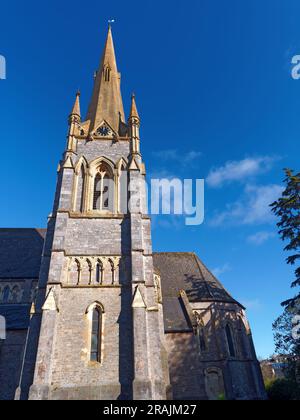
[70,89,81,118]
[86,21,125,131]
[129,92,140,120]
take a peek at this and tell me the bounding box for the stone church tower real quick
[18,26,169,400]
[0,25,266,401]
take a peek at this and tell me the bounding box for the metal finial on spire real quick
[108,19,115,27]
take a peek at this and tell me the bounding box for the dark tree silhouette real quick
[273,307,300,356]
[270,169,300,308]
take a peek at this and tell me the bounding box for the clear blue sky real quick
[1,0,300,358]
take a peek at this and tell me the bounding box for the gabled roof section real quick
[153,252,237,303]
[153,252,243,333]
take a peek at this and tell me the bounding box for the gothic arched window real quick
[96,260,103,284]
[109,259,115,285]
[225,324,236,358]
[88,260,92,285]
[199,327,207,353]
[74,260,81,285]
[11,285,21,303]
[93,163,114,212]
[3,286,10,303]
[90,306,103,363]
[104,65,111,82]
[237,317,250,359]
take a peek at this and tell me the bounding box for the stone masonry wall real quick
[49,286,133,399]
[165,302,266,400]
[0,330,27,400]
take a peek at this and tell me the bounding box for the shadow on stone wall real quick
[118,218,133,400]
[166,271,265,400]
[18,225,55,400]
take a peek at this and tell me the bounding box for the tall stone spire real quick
[128,93,141,156]
[86,25,126,135]
[67,91,81,152]
[70,91,81,121]
[129,93,140,120]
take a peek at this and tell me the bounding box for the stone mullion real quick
[87,173,94,212]
[115,170,119,214]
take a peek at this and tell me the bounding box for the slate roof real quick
[0,229,241,333]
[153,252,242,332]
[0,305,31,330]
[0,228,46,279]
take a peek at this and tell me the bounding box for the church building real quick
[0,26,266,400]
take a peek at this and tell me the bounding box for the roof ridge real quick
[193,253,214,299]
[153,252,196,255]
[0,227,46,231]
[194,254,243,307]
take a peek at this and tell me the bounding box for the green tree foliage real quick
[270,169,300,307]
[265,378,300,401]
[271,170,300,399]
[272,306,300,391]
[273,307,300,357]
